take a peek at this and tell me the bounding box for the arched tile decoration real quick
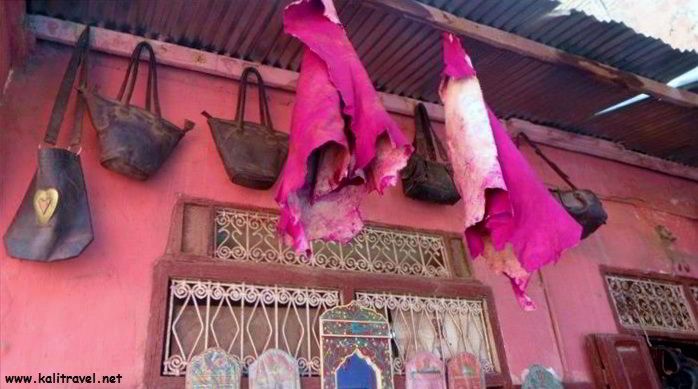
[447,352,485,389]
[336,350,381,389]
[320,301,393,389]
[248,349,301,389]
[521,365,562,389]
[405,352,446,389]
[185,347,241,389]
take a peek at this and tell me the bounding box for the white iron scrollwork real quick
[163,279,341,377]
[605,274,697,333]
[215,208,451,278]
[355,292,497,375]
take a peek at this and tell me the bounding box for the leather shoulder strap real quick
[44,26,91,147]
[413,103,435,159]
[414,103,449,161]
[518,132,577,190]
[235,67,274,130]
[117,42,161,117]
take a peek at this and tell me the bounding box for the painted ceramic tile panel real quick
[521,365,562,389]
[447,352,485,389]
[249,349,300,389]
[336,351,380,389]
[405,352,446,389]
[185,348,241,389]
[320,302,394,389]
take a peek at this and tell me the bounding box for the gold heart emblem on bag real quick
[33,188,59,225]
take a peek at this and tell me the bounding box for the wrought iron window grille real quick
[162,279,341,377]
[214,208,453,278]
[605,274,697,334]
[355,292,498,375]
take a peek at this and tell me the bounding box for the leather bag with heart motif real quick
[519,133,607,239]
[82,41,194,180]
[4,27,94,261]
[202,67,289,190]
[401,103,460,204]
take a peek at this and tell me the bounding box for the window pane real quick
[162,279,341,377]
[355,292,498,375]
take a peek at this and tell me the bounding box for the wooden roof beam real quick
[506,118,698,182]
[27,15,698,182]
[364,0,698,108]
[27,15,444,120]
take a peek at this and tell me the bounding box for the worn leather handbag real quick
[518,133,607,239]
[202,67,289,190]
[82,41,194,180]
[401,103,460,204]
[658,346,698,389]
[4,27,94,261]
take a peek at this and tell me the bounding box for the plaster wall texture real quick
[0,4,13,99]
[558,0,698,52]
[1,43,697,387]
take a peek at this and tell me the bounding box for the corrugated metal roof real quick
[417,0,698,83]
[26,0,698,167]
[582,99,698,165]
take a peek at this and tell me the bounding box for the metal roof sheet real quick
[417,0,698,83]
[26,0,698,167]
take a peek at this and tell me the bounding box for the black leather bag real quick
[519,133,607,239]
[202,67,289,190]
[4,27,94,261]
[401,103,460,204]
[658,346,698,389]
[82,42,194,180]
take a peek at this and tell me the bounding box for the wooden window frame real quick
[586,333,662,389]
[144,197,512,388]
[600,265,698,342]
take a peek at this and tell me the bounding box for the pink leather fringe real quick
[441,33,582,310]
[276,0,412,253]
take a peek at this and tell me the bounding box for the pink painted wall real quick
[1,43,697,387]
[0,0,27,101]
[0,3,13,98]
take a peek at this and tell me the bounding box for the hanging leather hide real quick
[440,33,582,310]
[82,42,194,180]
[518,133,607,239]
[203,67,288,190]
[4,27,94,261]
[276,0,411,253]
[401,103,460,204]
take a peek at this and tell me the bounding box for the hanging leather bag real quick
[202,67,289,190]
[401,103,460,204]
[518,133,607,239]
[4,27,94,261]
[658,346,698,389]
[82,41,194,180]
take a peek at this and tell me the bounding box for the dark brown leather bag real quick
[4,27,94,261]
[519,133,607,239]
[202,67,289,190]
[82,41,194,180]
[401,103,460,204]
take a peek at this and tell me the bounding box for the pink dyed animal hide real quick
[440,33,582,310]
[276,0,411,253]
